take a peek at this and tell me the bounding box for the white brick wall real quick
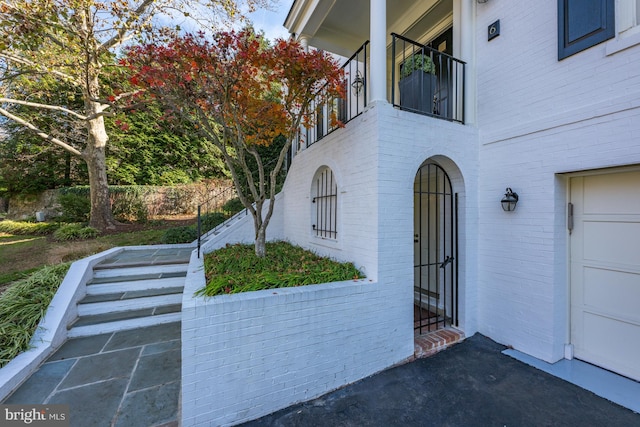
[181,250,414,426]
[475,1,640,361]
[281,101,479,333]
[184,100,480,425]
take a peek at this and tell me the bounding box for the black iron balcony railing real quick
[391,33,465,124]
[298,41,369,149]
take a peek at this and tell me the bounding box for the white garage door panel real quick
[582,313,640,381]
[571,171,640,382]
[583,222,640,266]
[583,172,640,214]
[583,267,640,322]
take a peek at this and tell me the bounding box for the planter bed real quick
[181,249,414,426]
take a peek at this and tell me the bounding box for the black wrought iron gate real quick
[414,162,458,334]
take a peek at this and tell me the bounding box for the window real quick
[558,0,615,60]
[617,0,640,34]
[311,167,338,239]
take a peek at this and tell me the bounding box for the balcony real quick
[391,33,466,124]
[297,34,465,149]
[301,41,369,150]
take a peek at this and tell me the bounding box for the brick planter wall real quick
[181,251,413,426]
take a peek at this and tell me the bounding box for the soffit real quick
[285,0,451,56]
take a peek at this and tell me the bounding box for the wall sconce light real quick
[501,188,519,212]
[351,71,364,95]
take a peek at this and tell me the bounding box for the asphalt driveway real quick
[242,334,640,427]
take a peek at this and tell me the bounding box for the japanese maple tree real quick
[124,29,345,256]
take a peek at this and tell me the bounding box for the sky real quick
[247,0,294,41]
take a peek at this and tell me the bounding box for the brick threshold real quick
[414,327,464,359]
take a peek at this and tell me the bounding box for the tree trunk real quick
[255,225,266,258]
[85,113,117,230]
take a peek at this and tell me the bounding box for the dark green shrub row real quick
[58,188,148,223]
[161,212,229,244]
[222,197,245,216]
[0,220,59,235]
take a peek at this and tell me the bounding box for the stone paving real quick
[3,322,181,427]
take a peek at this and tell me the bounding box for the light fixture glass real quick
[501,188,519,212]
[351,70,364,95]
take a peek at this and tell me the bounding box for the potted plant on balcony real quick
[398,53,436,114]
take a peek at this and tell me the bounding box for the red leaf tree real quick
[124,29,345,257]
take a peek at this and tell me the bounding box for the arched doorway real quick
[414,161,458,334]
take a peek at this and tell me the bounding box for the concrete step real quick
[67,312,182,338]
[77,294,183,317]
[86,276,185,296]
[89,264,188,284]
[67,251,189,338]
[92,259,189,270]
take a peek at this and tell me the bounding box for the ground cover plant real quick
[0,220,59,235]
[198,242,363,296]
[0,263,70,368]
[0,219,190,291]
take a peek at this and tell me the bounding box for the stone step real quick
[77,293,183,317]
[81,285,184,304]
[92,259,190,270]
[86,276,185,296]
[67,312,183,338]
[89,264,188,284]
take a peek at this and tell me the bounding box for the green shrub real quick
[53,223,100,241]
[0,263,70,368]
[198,241,364,296]
[58,193,90,222]
[200,212,227,233]
[111,189,148,223]
[161,226,197,244]
[0,220,58,235]
[222,197,245,216]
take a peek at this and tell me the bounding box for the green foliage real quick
[161,226,197,244]
[222,197,245,215]
[58,193,90,222]
[0,220,58,235]
[0,263,70,368]
[105,106,229,186]
[200,212,226,232]
[161,212,227,244]
[0,79,88,196]
[197,242,364,297]
[53,223,100,241]
[400,53,436,78]
[111,188,148,223]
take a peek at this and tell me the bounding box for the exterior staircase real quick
[67,247,192,338]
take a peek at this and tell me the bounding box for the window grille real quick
[312,168,338,239]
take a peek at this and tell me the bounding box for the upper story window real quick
[618,0,640,33]
[311,167,338,240]
[558,0,615,60]
[605,0,640,55]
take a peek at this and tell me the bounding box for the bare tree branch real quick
[0,52,80,86]
[0,97,88,120]
[0,106,83,157]
[99,0,156,52]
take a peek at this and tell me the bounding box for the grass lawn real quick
[0,218,192,295]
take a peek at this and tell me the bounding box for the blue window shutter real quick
[558,0,615,60]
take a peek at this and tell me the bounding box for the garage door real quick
[570,171,640,381]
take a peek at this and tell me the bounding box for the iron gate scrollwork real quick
[414,162,458,334]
